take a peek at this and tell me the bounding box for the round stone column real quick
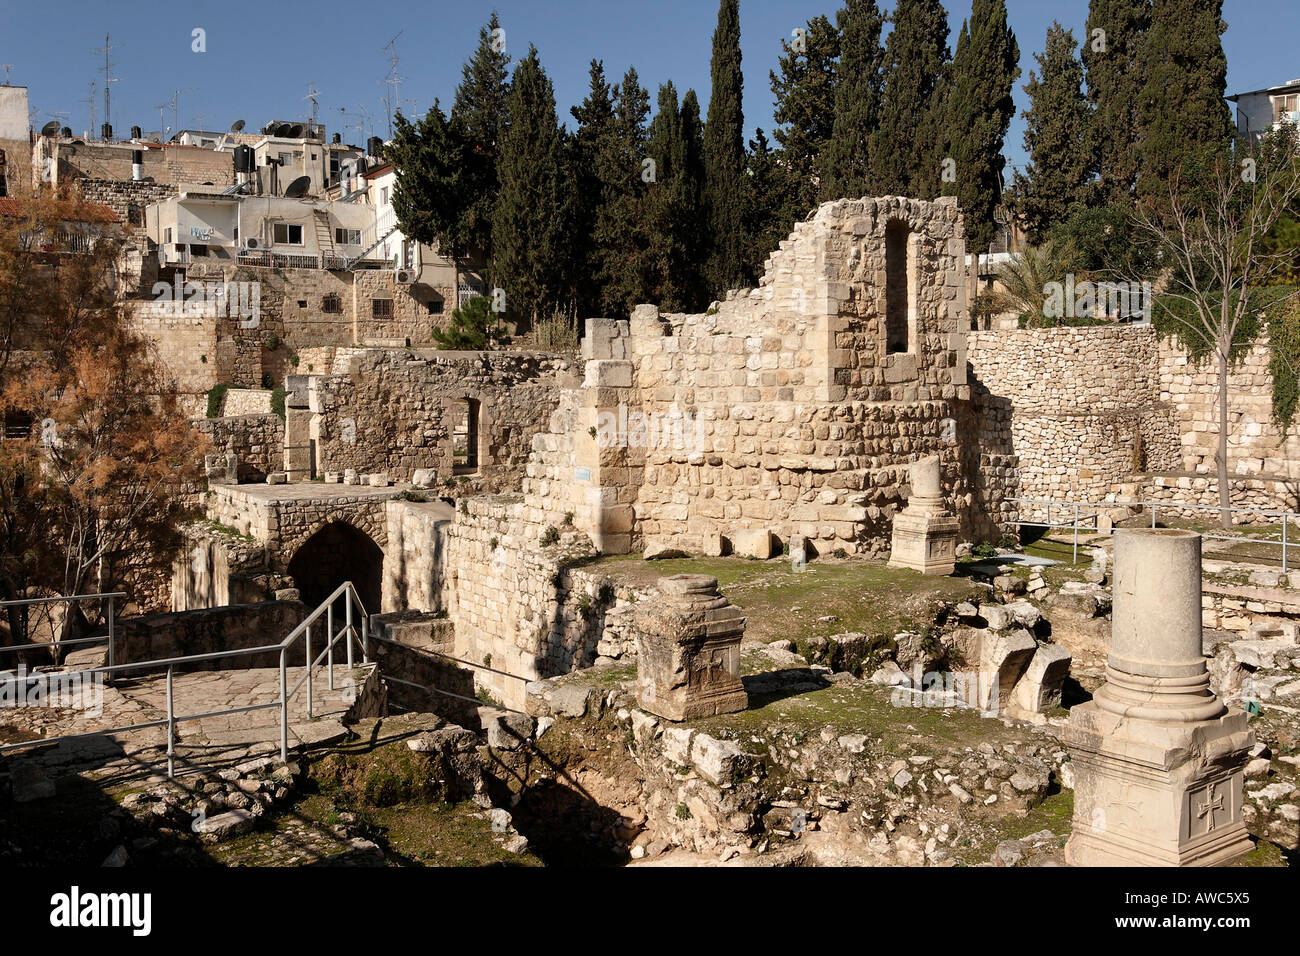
[1093,528,1224,722]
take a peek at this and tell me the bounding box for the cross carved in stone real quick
[1196,783,1225,833]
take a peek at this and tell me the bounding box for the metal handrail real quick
[0,591,126,667]
[0,582,370,775]
[1011,495,1300,570]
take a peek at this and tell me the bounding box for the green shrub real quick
[270,386,287,420]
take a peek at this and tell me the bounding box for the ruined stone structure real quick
[633,574,748,721]
[889,455,960,574]
[970,325,1300,515]
[1066,529,1253,866]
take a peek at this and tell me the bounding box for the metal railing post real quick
[1073,503,1080,564]
[327,601,335,691]
[166,664,175,779]
[1285,517,1290,574]
[279,646,288,764]
[346,595,354,669]
[106,595,115,669]
[305,623,313,719]
[1152,502,1157,529]
[361,607,369,664]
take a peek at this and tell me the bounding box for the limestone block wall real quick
[968,326,1182,511]
[45,139,235,188]
[382,499,452,614]
[192,412,283,482]
[303,349,573,488]
[220,389,273,417]
[129,307,219,400]
[77,179,174,230]
[1159,338,1300,480]
[442,495,618,708]
[115,601,309,670]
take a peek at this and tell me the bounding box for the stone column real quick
[633,574,748,721]
[1065,528,1253,866]
[888,456,959,574]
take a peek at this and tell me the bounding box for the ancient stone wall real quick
[300,349,573,489]
[382,499,453,614]
[192,412,283,482]
[76,179,174,230]
[49,140,235,188]
[968,326,1182,510]
[115,601,309,670]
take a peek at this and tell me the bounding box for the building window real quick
[323,293,342,314]
[273,223,303,245]
[372,298,393,319]
[190,244,208,257]
[452,399,479,474]
[278,152,291,165]
[380,186,389,206]
[2,409,33,440]
[884,219,913,355]
[334,228,361,245]
[427,298,444,315]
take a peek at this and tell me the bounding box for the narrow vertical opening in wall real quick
[885,219,912,355]
[453,398,480,474]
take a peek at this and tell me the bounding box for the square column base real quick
[888,510,959,575]
[1064,701,1254,866]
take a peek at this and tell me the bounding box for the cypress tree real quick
[603,67,654,316]
[569,60,619,319]
[645,83,708,313]
[1082,0,1149,205]
[451,12,511,265]
[940,0,1019,253]
[704,0,746,296]
[1013,23,1093,244]
[868,0,951,199]
[1135,0,1231,200]
[493,46,570,327]
[771,14,840,212]
[820,0,886,202]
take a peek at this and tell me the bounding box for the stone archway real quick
[287,521,384,613]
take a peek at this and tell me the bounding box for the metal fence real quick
[0,581,369,775]
[1011,496,1300,570]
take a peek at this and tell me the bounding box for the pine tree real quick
[1135,0,1231,200]
[940,0,1019,252]
[431,295,510,350]
[704,0,746,296]
[1013,23,1093,244]
[868,0,951,199]
[493,46,570,327]
[1082,0,1149,205]
[771,14,840,212]
[820,1,885,201]
[451,12,511,265]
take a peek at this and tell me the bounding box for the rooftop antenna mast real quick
[95,34,118,129]
[382,30,404,137]
[155,101,168,140]
[83,81,96,136]
[304,82,320,130]
[1,66,13,86]
[171,87,196,135]
[353,104,372,144]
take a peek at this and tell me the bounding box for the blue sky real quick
[1,0,1296,174]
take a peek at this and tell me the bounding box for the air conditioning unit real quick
[394,268,414,285]
[242,236,262,251]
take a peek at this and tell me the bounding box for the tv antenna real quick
[353,104,372,144]
[95,34,119,128]
[169,87,197,135]
[155,101,169,139]
[382,30,404,137]
[304,82,321,128]
[1,65,13,86]
[83,81,96,136]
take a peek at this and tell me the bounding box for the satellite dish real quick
[230,119,245,133]
[40,120,60,136]
[284,175,311,198]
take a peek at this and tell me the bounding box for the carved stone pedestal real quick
[1065,529,1253,867]
[889,456,958,575]
[634,574,748,721]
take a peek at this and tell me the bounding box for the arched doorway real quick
[287,522,384,613]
